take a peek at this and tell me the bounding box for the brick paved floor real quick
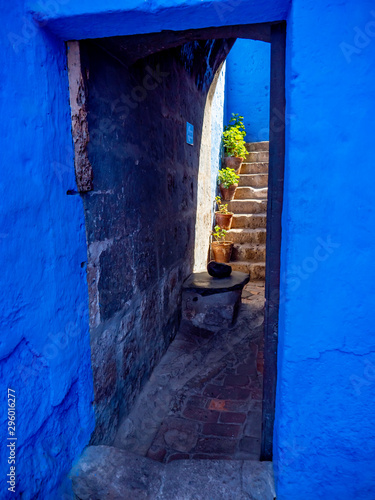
[141,282,265,464]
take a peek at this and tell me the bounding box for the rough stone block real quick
[71,446,276,500]
[182,271,249,332]
[91,329,118,403]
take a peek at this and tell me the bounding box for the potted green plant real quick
[211,225,233,263]
[218,167,240,201]
[215,196,233,230]
[222,113,248,173]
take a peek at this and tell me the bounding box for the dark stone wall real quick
[79,37,232,443]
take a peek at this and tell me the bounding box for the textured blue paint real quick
[275,0,375,498]
[1,2,95,498]
[226,39,270,141]
[27,0,291,40]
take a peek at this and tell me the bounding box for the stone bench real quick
[182,271,250,332]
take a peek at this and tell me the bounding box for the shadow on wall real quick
[226,39,270,142]
[73,36,234,445]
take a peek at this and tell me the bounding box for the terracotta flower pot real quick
[220,183,238,201]
[211,241,233,263]
[224,156,244,174]
[215,211,233,230]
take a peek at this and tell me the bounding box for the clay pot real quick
[215,211,233,230]
[220,183,238,201]
[211,241,233,263]
[224,156,244,174]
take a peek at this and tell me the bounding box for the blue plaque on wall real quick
[186,122,194,145]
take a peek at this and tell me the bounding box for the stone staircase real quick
[227,141,269,281]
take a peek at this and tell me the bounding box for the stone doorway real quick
[67,21,285,477]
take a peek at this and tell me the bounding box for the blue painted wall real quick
[226,39,270,141]
[26,0,290,39]
[3,0,375,498]
[275,0,375,498]
[0,3,95,499]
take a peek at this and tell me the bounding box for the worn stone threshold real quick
[71,445,276,500]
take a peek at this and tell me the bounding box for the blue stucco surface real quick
[275,0,375,498]
[3,0,375,497]
[26,0,291,39]
[1,2,95,498]
[226,39,270,141]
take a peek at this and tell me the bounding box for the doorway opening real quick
[67,20,285,469]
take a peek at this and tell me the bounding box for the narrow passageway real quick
[67,29,278,499]
[115,284,265,462]
[71,285,275,500]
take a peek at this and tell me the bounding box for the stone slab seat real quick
[70,445,276,500]
[182,271,249,332]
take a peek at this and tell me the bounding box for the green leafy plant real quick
[218,168,240,188]
[222,113,248,158]
[212,225,227,242]
[215,196,230,214]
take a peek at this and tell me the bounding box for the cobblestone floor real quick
[115,282,265,465]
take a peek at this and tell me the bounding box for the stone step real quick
[234,186,268,200]
[246,141,269,152]
[238,173,268,188]
[241,162,268,174]
[245,151,269,162]
[231,213,267,229]
[230,261,266,281]
[226,228,266,244]
[71,446,276,500]
[231,243,266,262]
[228,199,267,214]
[246,141,270,152]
